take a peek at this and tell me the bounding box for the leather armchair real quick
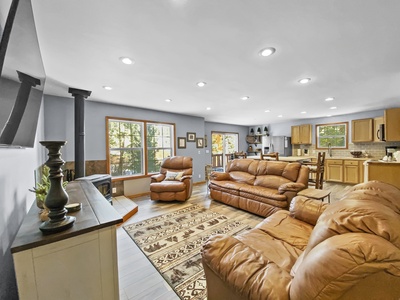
[150,156,193,201]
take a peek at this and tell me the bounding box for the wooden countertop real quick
[11,180,122,253]
[325,157,369,161]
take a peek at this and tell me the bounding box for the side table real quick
[298,188,331,203]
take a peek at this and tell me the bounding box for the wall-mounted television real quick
[0,0,45,148]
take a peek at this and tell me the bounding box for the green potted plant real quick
[30,165,68,209]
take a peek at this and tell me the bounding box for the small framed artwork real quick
[187,132,196,142]
[196,138,204,148]
[178,137,186,149]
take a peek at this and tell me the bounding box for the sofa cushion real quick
[282,163,302,182]
[226,159,259,175]
[254,175,292,190]
[229,171,256,185]
[209,180,249,196]
[239,185,287,202]
[150,180,185,192]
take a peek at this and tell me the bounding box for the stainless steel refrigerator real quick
[270,136,292,157]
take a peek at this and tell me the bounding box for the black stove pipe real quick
[68,88,91,179]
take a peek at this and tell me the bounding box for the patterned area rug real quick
[123,204,251,300]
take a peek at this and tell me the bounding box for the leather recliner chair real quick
[150,156,193,201]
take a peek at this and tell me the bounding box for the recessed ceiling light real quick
[330,106,337,110]
[206,107,211,110]
[197,82,206,87]
[298,78,311,84]
[277,115,283,118]
[120,57,134,65]
[325,97,334,101]
[326,115,332,117]
[241,96,250,100]
[165,99,172,102]
[301,111,307,114]
[264,109,270,113]
[259,47,276,57]
[103,86,112,90]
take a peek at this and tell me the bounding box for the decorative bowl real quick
[350,151,363,158]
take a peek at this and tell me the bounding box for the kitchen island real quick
[364,160,400,189]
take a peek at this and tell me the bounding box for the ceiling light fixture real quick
[264,109,270,113]
[325,97,334,101]
[103,86,112,90]
[298,78,311,84]
[206,107,211,110]
[241,96,249,100]
[301,111,307,114]
[120,57,134,65]
[259,47,276,57]
[330,106,337,110]
[277,115,283,118]
[165,99,172,102]
[197,82,206,87]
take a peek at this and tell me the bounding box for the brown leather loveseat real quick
[201,181,400,300]
[209,158,309,217]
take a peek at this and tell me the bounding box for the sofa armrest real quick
[290,233,400,299]
[150,173,165,183]
[289,196,328,226]
[210,171,230,181]
[278,182,306,194]
[201,234,291,300]
[180,175,192,182]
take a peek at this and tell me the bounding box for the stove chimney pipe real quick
[68,88,91,179]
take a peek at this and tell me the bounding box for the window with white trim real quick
[316,122,348,149]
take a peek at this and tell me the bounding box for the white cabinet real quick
[11,181,122,300]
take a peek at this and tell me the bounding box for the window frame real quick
[106,116,176,181]
[315,121,349,149]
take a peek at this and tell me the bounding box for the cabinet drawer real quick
[344,160,359,166]
[327,159,343,165]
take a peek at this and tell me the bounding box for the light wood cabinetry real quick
[384,108,400,142]
[326,159,343,182]
[352,118,373,143]
[344,160,360,184]
[326,159,365,184]
[291,124,312,144]
[11,181,122,300]
[373,116,384,142]
[367,162,400,189]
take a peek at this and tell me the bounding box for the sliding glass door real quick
[211,132,238,170]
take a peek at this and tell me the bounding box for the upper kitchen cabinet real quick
[373,116,384,142]
[384,108,400,141]
[291,124,312,144]
[351,118,373,143]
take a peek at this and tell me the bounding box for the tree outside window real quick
[107,117,175,178]
[316,122,348,149]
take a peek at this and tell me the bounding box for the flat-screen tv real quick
[0,0,45,148]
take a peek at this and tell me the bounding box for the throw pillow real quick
[164,171,184,181]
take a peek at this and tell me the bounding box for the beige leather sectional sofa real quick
[209,158,310,217]
[202,181,400,300]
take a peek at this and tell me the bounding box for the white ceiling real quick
[31,0,400,126]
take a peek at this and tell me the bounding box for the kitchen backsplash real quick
[295,142,400,159]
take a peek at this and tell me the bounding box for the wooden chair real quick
[260,152,279,161]
[303,152,326,189]
[212,154,224,171]
[233,151,247,159]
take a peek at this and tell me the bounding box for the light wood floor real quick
[117,182,354,300]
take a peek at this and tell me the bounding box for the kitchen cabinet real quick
[352,118,373,143]
[326,159,343,182]
[366,161,400,189]
[384,108,400,141]
[344,160,360,184]
[291,124,312,144]
[373,116,384,142]
[326,159,365,184]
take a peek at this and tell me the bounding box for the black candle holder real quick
[39,141,75,234]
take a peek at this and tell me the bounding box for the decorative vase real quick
[39,141,75,234]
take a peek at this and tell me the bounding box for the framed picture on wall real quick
[178,137,186,149]
[196,138,204,148]
[187,132,196,142]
